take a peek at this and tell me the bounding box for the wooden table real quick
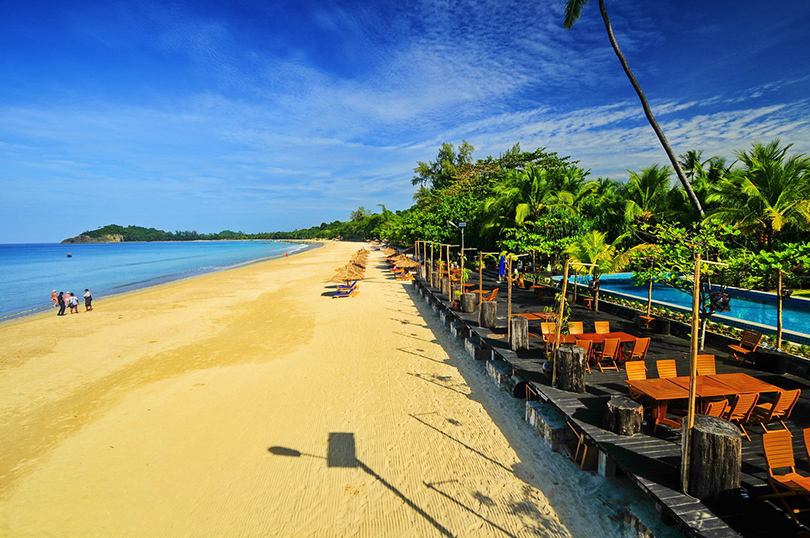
[512,312,557,321]
[549,331,637,346]
[627,373,786,430]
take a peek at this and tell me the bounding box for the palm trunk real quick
[598,0,704,217]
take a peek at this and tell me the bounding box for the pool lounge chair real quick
[760,429,810,523]
[333,285,359,298]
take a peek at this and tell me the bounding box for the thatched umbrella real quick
[383,247,397,256]
[332,267,365,283]
[396,258,420,269]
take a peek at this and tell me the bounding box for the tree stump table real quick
[460,292,477,313]
[509,316,529,351]
[481,301,498,329]
[687,415,741,502]
[603,395,643,436]
[555,344,587,393]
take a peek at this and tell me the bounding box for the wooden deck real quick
[410,269,810,538]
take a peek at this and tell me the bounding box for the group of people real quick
[51,289,92,316]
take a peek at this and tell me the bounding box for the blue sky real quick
[2,0,809,243]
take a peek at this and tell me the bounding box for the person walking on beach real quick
[57,292,66,316]
[68,293,79,314]
[51,290,58,307]
[83,289,93,311]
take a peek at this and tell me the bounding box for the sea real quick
[0,240,309,322]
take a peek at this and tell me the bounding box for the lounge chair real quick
[760,429,810,523]
[728,329,763,364]
[749,389,801,434]
[594,321,610,334]
[622,337,650,363]
[722,392,759,441]
[656,359,677,379]
[696,354,717,376]
[596,338,620,372]
[332,286,360,298]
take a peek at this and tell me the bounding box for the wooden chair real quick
[568,321,584,335]
[722,392,760,441]
[574,339,594,373]
[596,338,621,372]
[594,321,610,334]
[804,428,810,470]
[656,359,677,379]
[540,322,557,353]
[749,389,801,433]
[563,420,598,470]
[696,354,717,376]
[702,399,728,417]
[481,288,499,302]
[760,429,810,523]
[728,329,763,364]
[625,361,647,381]
[622,337,650,363]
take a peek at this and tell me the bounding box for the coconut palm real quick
[706,139,810,250]
[622,164,680,223]
[481,164,589,230]
[564,230,632,310]
[564,0,704,217]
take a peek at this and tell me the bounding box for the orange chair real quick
[594,321,610,334]
[728,329,763,364]
[574,339,594,373]
[722,392,760,441]
[596,338,620,372]
[702,399,728,417]
[622,337,650,363]
[804,428,810,470]
[568,321,584,335]
[656,359,677,379]
[760,430,810,523]
[481,288,499,302]
[625,361,646,381]
[749,389,801,433]
[696,354,717,376]
[540,322,557,353]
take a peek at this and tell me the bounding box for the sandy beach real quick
[0,241,671,537]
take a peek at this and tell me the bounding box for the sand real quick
[0,241,676,537]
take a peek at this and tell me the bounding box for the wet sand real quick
[0,241,672,537]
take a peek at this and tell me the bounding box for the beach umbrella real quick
[332,267,365,282]
[396,258,420,268]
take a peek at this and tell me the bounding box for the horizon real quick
[2,0,809,243]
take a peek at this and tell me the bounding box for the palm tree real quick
[706,139,810,250]
[564,230,631,310]
[564,0,704,217]
[622,164,679,223]
[481,164,587,229]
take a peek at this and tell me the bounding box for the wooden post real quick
[461,292,477,313]
[682,253,701,493]
[509,316,528,351]
[556,344,587,393]
[478,253,483,326]
[481,301,498,329]
[687,415,742,501]
[552,258,570,387]
[507,256,512,342]
[777,269,783,350]
[604,396,644,435]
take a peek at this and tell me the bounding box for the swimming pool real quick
[568,272,810,342]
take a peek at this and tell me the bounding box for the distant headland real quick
[61,217,380,243]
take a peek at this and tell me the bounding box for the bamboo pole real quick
[552,258,570,387]
[777,270,783,350]
[507,256,512,341]
[478,253,483,325]
[682,253,701,493]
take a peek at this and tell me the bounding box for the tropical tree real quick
[563,0,704,217]
[622,164,679,224]
[706,139,810,250]
[564,230,632,310]
[411,140,475,191]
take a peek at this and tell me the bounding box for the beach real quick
[0,241,665,537]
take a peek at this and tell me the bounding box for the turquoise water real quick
[570,273,810,336]
[0,241,307,321]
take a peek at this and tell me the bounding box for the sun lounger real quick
[333,286,359,298]
[760,429,810,523]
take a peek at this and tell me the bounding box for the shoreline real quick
[0,240,646,537]
[0,239,323,325]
